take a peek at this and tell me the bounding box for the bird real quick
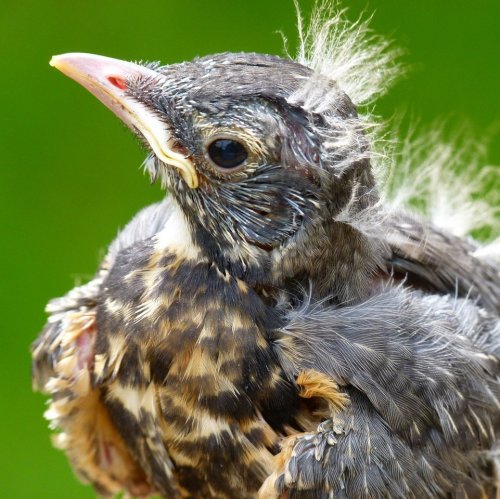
[32,6,500,498]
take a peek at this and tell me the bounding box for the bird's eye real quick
[207,139,248,170]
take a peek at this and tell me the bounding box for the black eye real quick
[207,139,248,170]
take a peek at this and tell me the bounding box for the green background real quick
[1,1,499,497]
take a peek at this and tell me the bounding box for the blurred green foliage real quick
[1,1,498,497]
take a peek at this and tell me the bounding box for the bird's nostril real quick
[107,76,127,90]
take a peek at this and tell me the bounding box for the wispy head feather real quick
[293,0,401,106]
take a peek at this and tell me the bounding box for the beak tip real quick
[50,53,88,71]
[50,54,71,71]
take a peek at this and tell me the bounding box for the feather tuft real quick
[293,0,401,106]
[377,126,500,242]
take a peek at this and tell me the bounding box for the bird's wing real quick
[264,286,500,498]
[32,197,177,497]
[32,272,154,496]
[384,212,500,313]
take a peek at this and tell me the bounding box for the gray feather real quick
[273,285,500,497]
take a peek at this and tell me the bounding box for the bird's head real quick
[51,52,379,288]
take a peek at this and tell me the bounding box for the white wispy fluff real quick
[286,2,398,178]
[293,0,401,106]
[378,127,499,242]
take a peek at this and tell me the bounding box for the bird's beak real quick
[50,52,198,188]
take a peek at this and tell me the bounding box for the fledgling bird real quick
[32,6,500,498]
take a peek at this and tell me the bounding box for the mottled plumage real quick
[33,5,499,498]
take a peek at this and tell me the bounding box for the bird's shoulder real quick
[31,197,176,395]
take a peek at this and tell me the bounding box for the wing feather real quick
[32,273,152,496]
[32,198,177,496]
[268,285,500,497]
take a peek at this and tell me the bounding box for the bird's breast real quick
[94,238,299,497]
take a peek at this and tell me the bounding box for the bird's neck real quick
[163,194,387,305]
